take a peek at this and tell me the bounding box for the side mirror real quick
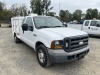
[22,24,28,31]
[96,24,100,27]
[28,26,33,31]
[63,23,68,27]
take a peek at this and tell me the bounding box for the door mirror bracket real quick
[22,24,28,33]
[96,24,100,27]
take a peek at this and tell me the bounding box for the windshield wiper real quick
[38,26,51,29]
[53,26,63,28]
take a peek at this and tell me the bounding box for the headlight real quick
[66,43,68,47]
[51,40,63,49]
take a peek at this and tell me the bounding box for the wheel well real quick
[35,42,45,50]
[14,33,16,37]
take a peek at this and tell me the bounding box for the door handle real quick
[88,27,90,29]
[33,34,36,36]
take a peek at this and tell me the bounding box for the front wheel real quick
[37,45,52,67]
[14,34,21,43]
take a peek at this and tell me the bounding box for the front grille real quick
[63,35,89,52]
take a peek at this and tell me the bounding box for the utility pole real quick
[59,2,60,13]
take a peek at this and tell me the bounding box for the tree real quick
[59,10,67,22]
[47,12,56,16]
[73,9,82,22]
[85,8,99,19]
[92,9,98,19]
[10,4,20,16]
[59,10,72,22]
[19,4,28,16]
[30,0,53,15]
[68,13,74,21]
[98,12,100,19]
[30,0,43,15]
[10,4,28,16]
[85,8,92,19]
[42,0,53,15]
[0,1,5,11]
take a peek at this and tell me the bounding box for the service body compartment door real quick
[15,19,20,34]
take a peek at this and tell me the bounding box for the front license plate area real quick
[77,53,85,60]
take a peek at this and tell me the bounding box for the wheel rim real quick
[38,49,45,63]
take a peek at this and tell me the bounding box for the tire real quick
[37,45,52,67]
[14,34,21,43]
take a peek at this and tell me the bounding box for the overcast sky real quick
[1,0,100,15]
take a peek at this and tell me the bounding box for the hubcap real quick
[38,49,45,63]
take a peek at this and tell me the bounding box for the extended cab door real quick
[88,21,100,35]
[21,17,35,48]
[82,20,90,34]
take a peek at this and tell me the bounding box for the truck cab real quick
[11,15,89,67]
[82,20,100,36]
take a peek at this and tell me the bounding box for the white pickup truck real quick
[11,14,89,67]
[68,20,100,36]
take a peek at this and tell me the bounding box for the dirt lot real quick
[0,28,100,75]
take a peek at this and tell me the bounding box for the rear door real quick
[89,21,100,35]
[82,20,90,34]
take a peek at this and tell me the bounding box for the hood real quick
[38,27,87,40]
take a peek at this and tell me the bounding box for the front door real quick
[22,17,35,48]
[82,20,90,34]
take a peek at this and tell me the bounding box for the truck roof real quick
[11,16,24,20]
[85,20,100,21]
[26,15,53,18]
[11,15,53,20]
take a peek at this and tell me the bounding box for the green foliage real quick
[0,10,14,21]
[59,10,73,22]
[30,0,43,15]
[85,8,98,19]
[98,12,100,19]
[0,2,28,23]
[73,9,82,22]
[0,1,13,22]
[47,12,56,16]
[0,1,5,11]
[10,4,28,16]
[42,0,53,15]
[30,0,53,15]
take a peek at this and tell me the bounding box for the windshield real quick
[34,17,63,29]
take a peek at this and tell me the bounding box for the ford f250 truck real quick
[11,14,89,67]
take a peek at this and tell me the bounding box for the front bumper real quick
[48,46,89,63]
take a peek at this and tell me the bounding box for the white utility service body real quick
[68,20,100,36]
[11,15,89,67]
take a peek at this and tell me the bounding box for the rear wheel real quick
[14,34,21,43]
[37,45,52,67]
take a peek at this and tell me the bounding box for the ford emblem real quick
[79,41,83,45]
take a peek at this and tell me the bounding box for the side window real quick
[90,21,97,26]
[25,17,33,31]
[85,21,89,26]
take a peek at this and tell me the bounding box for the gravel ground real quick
[0,28,100,75]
